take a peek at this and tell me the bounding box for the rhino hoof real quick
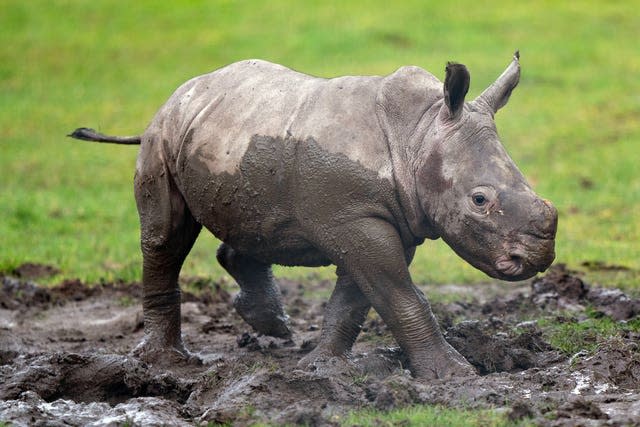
[233,295,292,339]
[238,311,292,339]
[131,340,202,367]
[414,355,477,380]
[297,352,361,377]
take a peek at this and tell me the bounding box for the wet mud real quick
[1,264,640,426]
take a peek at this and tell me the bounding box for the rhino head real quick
[417,52,557,281]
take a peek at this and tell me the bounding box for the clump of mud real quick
[530,264,640,320]
[11,262,60,280]
[1,263,640,425]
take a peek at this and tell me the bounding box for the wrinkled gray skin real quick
[71,52,557,379]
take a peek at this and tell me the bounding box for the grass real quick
[341,405,517,427]
[541,310,640,356]
[2,1,639,288]
[0,3,638,423]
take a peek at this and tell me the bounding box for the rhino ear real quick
[443,62,470,119]
[473,51,521,114]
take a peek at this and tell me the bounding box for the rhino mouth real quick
[493,238,555,281]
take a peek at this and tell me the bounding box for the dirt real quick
[1,264,640,426]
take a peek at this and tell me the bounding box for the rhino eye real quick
[472,193,487,206]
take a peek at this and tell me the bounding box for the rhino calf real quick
[71,51,557,379]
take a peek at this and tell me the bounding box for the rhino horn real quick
[473,51,521,114]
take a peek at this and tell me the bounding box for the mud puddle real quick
[1,264,640,426]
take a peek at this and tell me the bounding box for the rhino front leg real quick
[132,161,202,365]
[298,248,418,370]
[298,270,371,368]
[322,219,476,379]
[216,243,291,339]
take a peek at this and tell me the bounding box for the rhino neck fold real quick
[403,106,444,242]
[375,66,446,242]
[376,107,442,242]
[380,129,441,240]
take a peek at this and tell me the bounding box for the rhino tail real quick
[68,127,141,145]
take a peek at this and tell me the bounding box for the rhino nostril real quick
[509,254,524,271]
[495,253,525,277]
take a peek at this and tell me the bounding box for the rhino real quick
[70,51,557,379]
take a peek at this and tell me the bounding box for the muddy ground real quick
[1,264,640,426]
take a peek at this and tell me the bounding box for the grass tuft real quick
[540,310,640,356]
[341,405,513,427]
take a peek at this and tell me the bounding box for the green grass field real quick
[2,1,638,288]
[2,1,638,425]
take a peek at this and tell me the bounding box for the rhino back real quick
[146,60,389,177]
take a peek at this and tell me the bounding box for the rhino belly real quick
[176,135,331,268]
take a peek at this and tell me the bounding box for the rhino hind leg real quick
[132,159,202,365]
[298,271,370,370]
[216,243,292,339]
